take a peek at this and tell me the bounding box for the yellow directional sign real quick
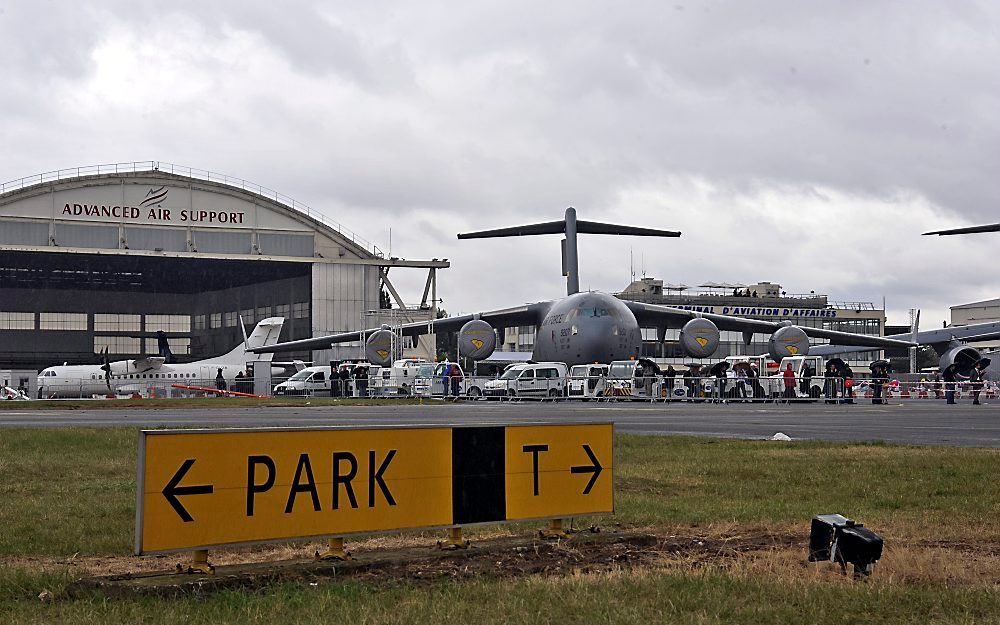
[136,423,613,555]
[505,424,614,520]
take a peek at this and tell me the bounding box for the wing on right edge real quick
[251,303,552,354]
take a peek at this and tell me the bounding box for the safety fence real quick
[30,374,998,403]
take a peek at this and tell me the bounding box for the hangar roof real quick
[0,161,446,269]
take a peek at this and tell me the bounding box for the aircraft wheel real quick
[467,387,482,398]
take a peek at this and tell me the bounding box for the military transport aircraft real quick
[37,317,285,398]
[252,208,915,367]
[812,320,1000,376]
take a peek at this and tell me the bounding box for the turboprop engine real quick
[768,325,810,362]
[365,326,396,367]
[938,343,982,376]
[458,319,497,360]
[680,318,720,358]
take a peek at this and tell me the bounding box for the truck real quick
[605,359,663,399]
[412,362,484,398]
[369,358,429,396]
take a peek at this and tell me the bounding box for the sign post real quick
[136,423,613,563]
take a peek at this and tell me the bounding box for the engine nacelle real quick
[680,318,720,358]
[769,326,810,362]
[365,328,396,366]
[458,319,497,360]
[939,344,981,376]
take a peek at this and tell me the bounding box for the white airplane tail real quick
[218,317,285,363]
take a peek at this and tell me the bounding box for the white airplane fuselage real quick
[37,317,285,398]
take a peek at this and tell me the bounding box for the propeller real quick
[99,347,112,393]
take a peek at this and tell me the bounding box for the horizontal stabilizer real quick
[458,220,681,239]
[923,223,1000,236]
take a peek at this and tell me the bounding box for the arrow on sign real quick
[162,458,214,522]
[570,444,603,494]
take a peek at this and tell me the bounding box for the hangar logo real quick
[139,186,168,207]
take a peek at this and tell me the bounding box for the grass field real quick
[2,429,999,623]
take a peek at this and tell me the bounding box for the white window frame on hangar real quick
[0,161,447,372]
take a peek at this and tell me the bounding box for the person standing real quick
[782,364,796,402]
[942,364,957,405]
[215,367,227,392]
[970,360,987,405]
[441,362,452,398]
[824,361,839,404]
[449,363,464,399]
[841,365,855,404]
[735,365,748,401]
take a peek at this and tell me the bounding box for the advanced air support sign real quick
[135,424,613,554]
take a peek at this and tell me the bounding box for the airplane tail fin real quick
[458,207,680,296]
[219,317,286,363]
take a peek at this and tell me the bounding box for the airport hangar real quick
[0,162,445,383]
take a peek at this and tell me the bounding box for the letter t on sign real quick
[522,444,549,496]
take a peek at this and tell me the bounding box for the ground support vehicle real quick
[604,359,665,400]
[273,366,332,396]
[567,364,609,400]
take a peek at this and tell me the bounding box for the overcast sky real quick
[2,1,997,328]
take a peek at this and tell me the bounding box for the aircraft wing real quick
[131,356,166,372]
[251,303,552,354]
[624,301,918,349]
[811,320,1000,357]
[923,223,1000,236]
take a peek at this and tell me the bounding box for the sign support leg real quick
[316,537,352,561]
[175,549,215,575]
[539,518,570,540]
[437,527,470,550]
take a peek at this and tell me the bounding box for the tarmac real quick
[2,399,999,447]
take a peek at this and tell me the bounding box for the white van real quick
[567,364,609,400]
[273,366,332,396]
[762,355,825,399]
[483,362,568,399]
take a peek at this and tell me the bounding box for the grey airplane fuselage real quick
[532,292,642,365]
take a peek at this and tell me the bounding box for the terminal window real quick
[94,336,141,354]
[240,308,254,324]
[145,315,191,333]
[39,313,88,330]
[0,312,34,330]
[224,312,237,327]
[210,313,222,329]
[275,304,290,319]
[256,306,271,321]
[292,302,309,319]
[94,314,141,332]
[193,315,206,330]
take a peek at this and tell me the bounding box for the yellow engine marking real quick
[471,339,484,350]
[695,337,709,348]
[786,346,799,355]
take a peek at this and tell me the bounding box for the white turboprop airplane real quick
[37,317,285,398]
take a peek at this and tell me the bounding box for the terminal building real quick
[502,277,886,367]
[0,162,445,376]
